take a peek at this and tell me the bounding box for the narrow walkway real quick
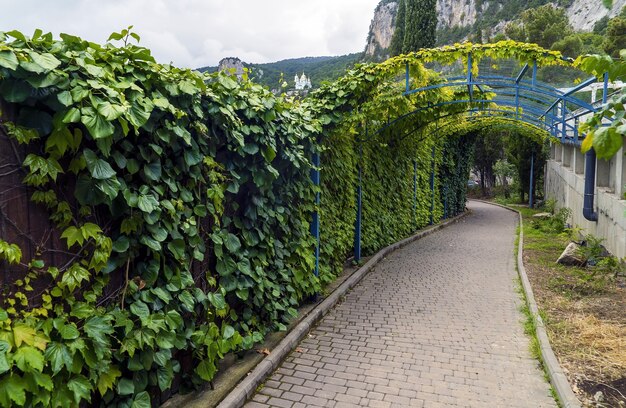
[246,201,556,408]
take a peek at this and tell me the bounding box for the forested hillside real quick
[197,53,361,90]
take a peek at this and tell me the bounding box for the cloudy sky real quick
[0,0,382,68]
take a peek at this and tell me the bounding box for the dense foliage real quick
[436,0,578,46]
[0,28,319,407]
[389,0,406,57]
[0,34,571,407]
[576,51,626,160]
[390,0,437,56]
[403,0,437,51]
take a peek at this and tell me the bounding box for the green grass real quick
[515,276,562,407]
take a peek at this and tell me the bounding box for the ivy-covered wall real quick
[0,32,558,407]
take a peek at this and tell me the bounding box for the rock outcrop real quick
[218,57,245,79]
[437,0,480,29]
[568,0,626,31]
[364,0,626,58]
[364,1,398,60]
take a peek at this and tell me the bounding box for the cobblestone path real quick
[246,201,556,408]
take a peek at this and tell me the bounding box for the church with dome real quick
[294,73,312,90]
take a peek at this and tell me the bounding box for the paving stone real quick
[248,202,556,407]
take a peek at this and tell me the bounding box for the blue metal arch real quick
[313,51,611,270]
[404,57,609,146]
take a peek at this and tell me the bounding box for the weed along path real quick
[244,201,556,408]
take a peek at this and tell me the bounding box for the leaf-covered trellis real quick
[0,30,566,407]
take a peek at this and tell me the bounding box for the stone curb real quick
[474,200,581,408]
[216,212,469,408]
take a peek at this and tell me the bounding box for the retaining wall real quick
[545,140,626,258]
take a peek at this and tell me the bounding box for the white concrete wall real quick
[545,142,626,258]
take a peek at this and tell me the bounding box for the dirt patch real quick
[521,215,626,407]
[578,377,626,407]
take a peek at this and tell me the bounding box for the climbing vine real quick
[575,50,626,159]
[0,32,571,407]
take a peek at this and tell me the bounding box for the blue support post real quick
[561,103,565,140]
[429,146,435,225]
[532,60,537,86]
[310,150,320,277]
[529,151,535,208]
[515,63,528,119]
[467,53,473,102]
[603,72,609,103]
[405,62,410,94]
[354,143,363,263]
[413,160,417,229]
[515,87,520,119]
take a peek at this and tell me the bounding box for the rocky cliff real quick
[364,0,626,58]
[364,1,398,60]
[437,0,481,29]
[568,0,626,31]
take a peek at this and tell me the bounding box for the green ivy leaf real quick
[62,107,81,124]
[137,194,158,213]
[130,301,150,321]
[593,126,623,160]
[222,325,235,340]
[27,370,53,392]
[61,226,83,248]
[117,377,135,395]
[59,323,80,340]
[44,342,72,374]
[84,149,116,180]
[67,375,92,404]
[57,91,73,107]
[0,374,26,406]
[13,345,45,372]
[143,162,162,181]
[60,263,90,291]
[97,365,121,396]
[195,358,217,381]
[128,101,152,129]
[207,292,226,309]
[167,239,186,261]
[0,341,11,375]
[0,50,18,70]
[83,316,114,357]
[224,233,241,253]
[27,50,62,71]
[81,108,115,139]
[157,362,174,391]
[131,391,151,408]
[97,101,126,121]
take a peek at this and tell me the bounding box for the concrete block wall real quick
[545,140,626,258]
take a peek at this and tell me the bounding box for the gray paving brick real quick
[247,202,556,407]
[266,397,293,408]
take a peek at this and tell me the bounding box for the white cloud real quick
[0,0,381,67]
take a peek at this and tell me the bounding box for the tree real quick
[493,159,516,199]
[472,130,505,196]
[505,4,573,49]
[506,135,546,204]
[551,35,583,58]
[402,0,437,52]
[603,16,626,58]
[389,0,406,57]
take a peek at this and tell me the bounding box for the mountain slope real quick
[364,0,626,59]
[197,54,362,90]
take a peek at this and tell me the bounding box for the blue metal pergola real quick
[309,51,612,275]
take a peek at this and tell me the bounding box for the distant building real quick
[294,72,312,90]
